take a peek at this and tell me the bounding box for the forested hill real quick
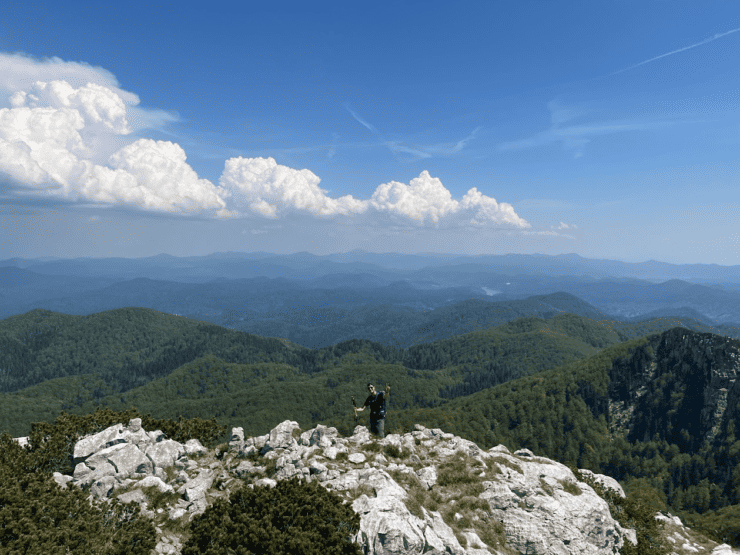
[1,304,737,439]
[0,300,727,397]
[0,307,319,393]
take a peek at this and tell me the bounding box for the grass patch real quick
[455,495,489,513]
[163,465,179,483]
[364,440,382,453]
[437,454,483,488]
[383,443,412,460]
[347,483,375,503]
[475,517,511,553]
[560,479,582,496]
[140,485,181,512]
[540,477,554,496]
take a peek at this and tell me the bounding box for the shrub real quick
[0,432,156,555]
[383,443,403,458]
[183,477,363,555]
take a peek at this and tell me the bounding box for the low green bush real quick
[183,477,363,555]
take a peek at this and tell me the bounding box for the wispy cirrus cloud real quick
[611,26,740,75]
[343,103,480,161]
[499,100,677,158]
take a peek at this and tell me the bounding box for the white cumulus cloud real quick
[11,80,130,134]
[219,156,367,218]
[0,78,230,217]
[106,139,231,214]
[369,170,530,228]
[370,171,457,224]
[0,55,530,229]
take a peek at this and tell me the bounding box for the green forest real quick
[1,306,740,548]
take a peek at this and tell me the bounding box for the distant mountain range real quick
[2,251,740,348]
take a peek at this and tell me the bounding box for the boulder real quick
[184,438,207,455]
[117,489,149,505]
[261,420,300,454]
[90,475,117,499]
[106,443,153,476]
[52,471,73,490]
[145,439,186,468]
[12,436,28,448]
[138,476,175,494]
[73,423,125,464]
[178,469,214,501]
[352,491,464,554]
[415,465,438,490]
[300,424,339,448]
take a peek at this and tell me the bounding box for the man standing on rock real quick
[354,383,390,438]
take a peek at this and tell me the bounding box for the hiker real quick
[354,383,390,438]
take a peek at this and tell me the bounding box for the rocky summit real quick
[42,418,740,555]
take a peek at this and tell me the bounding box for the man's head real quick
[367,383,376,394]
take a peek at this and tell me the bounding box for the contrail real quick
[343,104,377,134]
[612,26,740,75]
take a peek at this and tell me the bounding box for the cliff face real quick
[40,417,737,555]
[607,328,740,450]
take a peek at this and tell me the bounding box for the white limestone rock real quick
[415,465,438,490]
[90,475,117,499]
[261,420,300,454]
[69,417,734,555]
[73,423,125,464]
[52,471,73,490]
[479,450,625,554]
[300,423,339,448]
[178,469,214,501]
[712,544,740,554]
[12,436,28,448]
[138,475,175,494]
[184,438,207,455]
[117,489,149,505]
[145,439,186,468]
[106,443,154,476]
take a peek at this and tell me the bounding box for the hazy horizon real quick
[1,2,738,265]
[4,249,740,269]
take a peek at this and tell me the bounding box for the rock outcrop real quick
[43,418,740,555]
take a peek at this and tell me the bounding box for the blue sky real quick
[1,1,739,265]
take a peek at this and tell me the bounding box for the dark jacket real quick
[363,391,387,420]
